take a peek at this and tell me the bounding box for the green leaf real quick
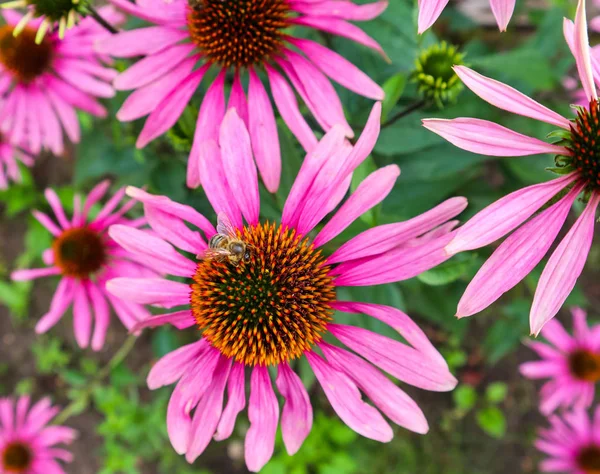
[453,385,477,411]
[350,156,378,225]
[417,254,477,286]
[476,406,507,439]
[381,73,407,122]
[485,382,508,404]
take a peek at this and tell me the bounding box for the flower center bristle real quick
[578,445,600,474]
[0,25,53,83]
[52,227,106,278]
[568,349,600,382]
[186,0,290,68]
[569,99,600,189]
[191,221,335,366]
[2,441,32,473]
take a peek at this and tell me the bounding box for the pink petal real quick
[313,164,400,247]
[456,183,583,318]
[12,267,60,281]
[245,366,279,473]
[214,362,246,441]
[519,361,563,379]
[445,173,577,254]
[248,69,281,193]
[36,278,75,333]
[32,210,61,236]
[147,339,208,390]
[530,193,600,335]
[321,343,429,434]
[306,351,393,442]
[417,0,450,34]
[422,118,568,156]
[219,108,260,225]
[106,277,191,308]
[73,282,91,349]
[453,66,571,129]
[95,26,188,58]
[227,71,248,126]
[572,0,598,101]
[290,0,388,20]
[275,363,313,455]
[329,324,457,391]
[131,310,195,332]
[144,205,206,254]
[541,319,575,352]
[490,0,516,31]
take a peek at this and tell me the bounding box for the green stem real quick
[53,334,138,425]
[86,5,119,34]
[381,99,427,129]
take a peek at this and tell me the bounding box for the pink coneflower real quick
[0,7,121,156]
[520,308,600,415]
[536,407,600,473]
[418,0,516,34]
[0,396,76,474]
[106,104,464,472]
[422,0,600,335]
[96,0,387,192]
[11,181,155,350]
[0,134,32,189]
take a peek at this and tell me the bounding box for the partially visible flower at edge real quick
[422,0,600,335]
[0,396,76,474]
[0,133,32,189]
[105,103,466,472]
[11,181,156,350]
[96,0,388,192]
[520,307,600,415]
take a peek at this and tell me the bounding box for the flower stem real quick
[86,5,118,34]
[381,99,427,129]
[53,334,138,425]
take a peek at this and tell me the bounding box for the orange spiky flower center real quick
[52,227,107,278]
[2,442,32,473]
[568,349,600,382]
[569,99,600,190]
[186,0,290,68]
[190,221,335,366]
[578,445,600,474]
[0,25,53,83]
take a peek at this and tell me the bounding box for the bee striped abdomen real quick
[209,234,228,249]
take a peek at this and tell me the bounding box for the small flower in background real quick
[0,396,76,474]
[411,41,465,108]
[106,103,465,472]
[0,134,33,189]
[418,0,517,34]
[422,0,600,335]
[0,7,122,156]
[520,308,600,415]
[536,407,600,473]
[97,0,387,192]
[11,181,156,350]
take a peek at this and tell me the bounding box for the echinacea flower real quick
[0,7,121,155]
[0,133,32,189]
[520,308,600,415]
[536,407,600,473]
[97,0,387,192]
[418,0,516,34]
[0,396,76,474]
[422,0,600,335]
[106,104,464,472]
[11,181,155,350]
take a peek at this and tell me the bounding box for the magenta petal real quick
[96,26,188,58]
[417,0,450,33]
[147,339,208,390]
[131,310,195,332]
[214,362,246,441]
[446,173,577,254]
[88,283,110,351]
[306,351,393,442]
[530,193,600,335]
[11,267,60,281]
[36,278,75,334]
[291,0,388,21]
[489,0,516,31]
[73,282,91,349]
[572,0,598,101]
[106,277,190,308]
[227,72,248,126]
[456,184,582,318]
[275,363,313,455]
[144,205,206,254]
[245,366,279,473]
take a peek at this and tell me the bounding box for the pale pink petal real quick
[417,0,450,33]
[453,66,571,129]
[313,165,400,247]
[572,0,598,101]
[445,173,577,254]
[73,282,92,349]
[44,189,71,229]
[35,278,75,333]
[248,68,281,193]
[519,361,563,379]
[422,118,568,156]
[571,307,590,341]
[131,310,195,332]
[95,26,188,58]
[214,362,246,441]
[147,339,208,390]
[291,0,387,20]
[490,0,516,31]
[12,267,60,281]
[227,72,248,126]
[33,210,62,236]
[275,362,313,455]
[144,205,206,254]
[530,193,600,335]
[541,319,575,352]
[306,351,393,442]
[456,183,582,318]
[106,277,190,308]
[219,108,260,225]
[86,283,110,351]
[245,366,279,473]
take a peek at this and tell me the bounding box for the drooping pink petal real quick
[87,283,110,351]
[95,26,188,58]
[131,310,195,332]
[445,173,577,254]
[144,205,206,254]
[245,366,279,473]
[306,351,393,442]
[147,339,208,390]
[456,183,583,318]
[214,362,246,441]
[219,108,260,225]
[422,118,568,156]
[73,282,92,349]
[275,362,313,455]
[489,0,516,31]
[313,165,400,247]
[453,66,571,129]
[417,0,450,34]
[320,343,429,434]
[530,193,600,335]
[290,0,388,20]
[572,0,598,101]
[247,68,281,193]
[11,267,61,281]
[35,278,75,334]
[32,210,62,236]
[106,277,191,308]
[227,71,248,126]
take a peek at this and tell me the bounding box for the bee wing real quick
[216,212,238,238]
[197,247,230,261]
